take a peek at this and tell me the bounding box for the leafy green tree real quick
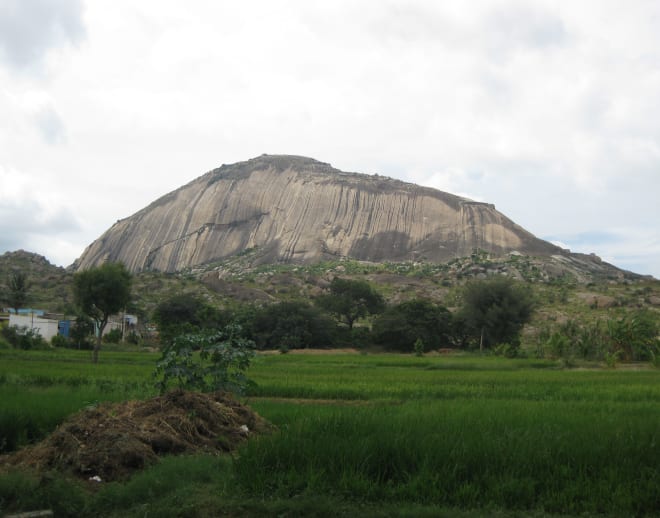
[69,313,95,350]
[250,301,337,350]
[73,262,132,363]
[152,293,229,344]
[6,271,29,312]
[373,299,452,352]
[316,277,385,330]
[459,277,534,351]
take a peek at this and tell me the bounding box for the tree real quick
[373,299,452,352]
[153,293,229,344]
[69,313,95,350]
[250,301,337,350]
[6,271,29,313]
[316,277,385,330]
[73,262,132,363]
[459,277,534,351]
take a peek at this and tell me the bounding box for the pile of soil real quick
[3,391,272,482]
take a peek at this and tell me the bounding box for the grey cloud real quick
[0,198,80,239]
[0,0,85,71]
[34,105,66,144]
[483,3,568,57]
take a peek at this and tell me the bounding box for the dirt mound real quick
[3,391,272,482]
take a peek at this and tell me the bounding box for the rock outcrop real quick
[73,155,562,273]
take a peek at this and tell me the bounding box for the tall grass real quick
[236,399,660,515]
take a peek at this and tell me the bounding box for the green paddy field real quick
[1,348,659,517]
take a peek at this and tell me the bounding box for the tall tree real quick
[316,277,385,330]
[6,271,29,313]
[250,301,337,350]
[373,299,452,352]
[73,262,132,363]
[152,293,229,344]
[459,277,534,350]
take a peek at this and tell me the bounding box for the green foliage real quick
[50,333,69,348]
[316,277,385,329]
[69,314,95,349]
[73,262,132,362]
[5,271,29,311]
[493,342,520,358]
[459,278,534,350]
[650,350,660,369]
[604,350,622,368]
[605,311,658,361]
[539,311,659,364]
[0,325,46,350]
[152,293,229,344]
[250,301,337,350]
[414,337,424,357]
[102,327,123,344]
[154,323,255,394]
[124,330,141,345]
[373,299,452,352]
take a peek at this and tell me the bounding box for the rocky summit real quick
[74,155,563,273]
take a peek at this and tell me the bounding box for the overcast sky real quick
[1,1,659,277]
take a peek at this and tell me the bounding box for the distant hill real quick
[3,249,659,343]
[72,155,567,273]
[0,250,73,312]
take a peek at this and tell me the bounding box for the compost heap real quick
[3,390,272,482]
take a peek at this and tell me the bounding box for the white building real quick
[9,313,61,341]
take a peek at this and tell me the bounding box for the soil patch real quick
[1,391,272,482]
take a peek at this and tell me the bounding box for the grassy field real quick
[1,348,659,517]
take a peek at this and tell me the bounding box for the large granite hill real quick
[73,155,565,273]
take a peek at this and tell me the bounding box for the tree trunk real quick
[480,327,485,353]
[93,334,101,363]
[93,318,106,364]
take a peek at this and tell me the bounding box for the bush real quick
[51,334,69,348]
[414,338,424,357]
[103,328,123,344]
[493,342,519,358]
[154,323,256,394]
[606,311,658,361]
[349,327,372,349]
[125,330,141,345]
[0,325,46,350]
[540,312,660,363]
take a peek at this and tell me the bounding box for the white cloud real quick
[0,1,658,277]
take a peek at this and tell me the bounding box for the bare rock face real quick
[73,155,561,273]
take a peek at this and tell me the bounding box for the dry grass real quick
[2,390,272,481]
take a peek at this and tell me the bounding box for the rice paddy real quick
[1,348,659,517]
